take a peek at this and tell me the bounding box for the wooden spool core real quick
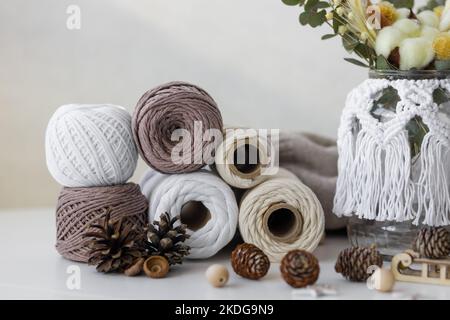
[230,142,261,179]
[180,201,211,231]
[263,203,303,243]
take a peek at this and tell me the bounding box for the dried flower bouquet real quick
[283,0,450,70]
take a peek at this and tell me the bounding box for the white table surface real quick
[1,208,449,300]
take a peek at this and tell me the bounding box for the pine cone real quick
[143,213,190,265]
[280,250,319,288]
[335,246,383,282]
[412,227,450,259]
[231,243,270,280]
[85,208,143,273]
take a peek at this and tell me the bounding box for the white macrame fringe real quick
[334,78,450,226]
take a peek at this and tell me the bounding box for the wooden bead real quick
[206,264,229,287]
[370,268,395,292]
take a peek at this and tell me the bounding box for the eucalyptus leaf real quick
[433,88,450,105]
[342,35,359,52]
[376,55,394,70]
[354,43,375,65]
[332,15,343,34]
[418,0,444,12]
[435,59,450,71]
[299,11,311,25]
[282,0,302,5]
[305,0,319,11]
[344,58,369,68]
[373,87,401,112]
[406,116,429,159]
[315,1,331,9]
[386,0,414,8]
[321,33,337,40]
[309,10,327,27]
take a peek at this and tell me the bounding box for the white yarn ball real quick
[140,168,238,259]
[45,104,138,187]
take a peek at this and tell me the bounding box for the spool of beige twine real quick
[238,168,325,262]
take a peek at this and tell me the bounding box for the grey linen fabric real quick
[278,131,347,230]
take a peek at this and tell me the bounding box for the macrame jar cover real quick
[334,78,450,226]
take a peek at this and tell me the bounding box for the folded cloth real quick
[278,132,347,230]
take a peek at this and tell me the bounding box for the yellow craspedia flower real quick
[434,6,444,18]
[433,33,450,60]
[379,2,398,28]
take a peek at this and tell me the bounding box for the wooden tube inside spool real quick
[263,203,303,243]
[230,142,261,179]
[180,201,211,231]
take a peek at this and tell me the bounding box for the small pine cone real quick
[412,227,450,259]
[280,250,320,288]
[335,246,383,282]
[231,243,270,280]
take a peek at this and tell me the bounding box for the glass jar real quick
[341,70,450,259]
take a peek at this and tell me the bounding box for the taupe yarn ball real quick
[132,81,223,174]
[55,183,148,262]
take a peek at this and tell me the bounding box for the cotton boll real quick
[417,11,439,28]
[396,8,411,19]
[393,18,421,36]
[420,25,439,39]
[440,11,450,31]
[375,26,405,58]
[399,37,435,70]
[440,0,450,30]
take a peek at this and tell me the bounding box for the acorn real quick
[124,258,145,277]
[143,256,169,278]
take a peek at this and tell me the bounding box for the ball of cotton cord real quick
[46,104,137,187]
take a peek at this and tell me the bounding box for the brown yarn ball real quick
[55,183,148,262]
[412,227,450,259]
[280,250,320,288]
[231,243,270,280]
[132,81,223,174]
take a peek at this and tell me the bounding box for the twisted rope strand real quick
[239,169,325,262]
[132,82,223,174]
[140,169,238,259]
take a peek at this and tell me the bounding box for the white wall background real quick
[0,0,366,208]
